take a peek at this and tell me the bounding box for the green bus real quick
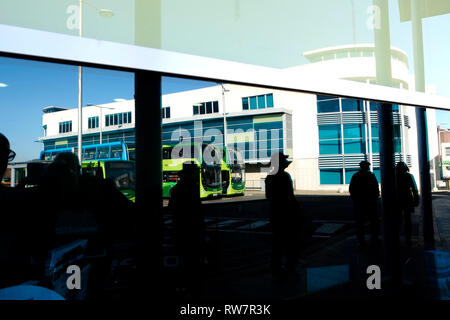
[219,146,245,196]
[162,143,222,199]
[82,160,136,202]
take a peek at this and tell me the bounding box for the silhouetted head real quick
[180,161,198,184]
[270,152,291,174]
[54,152,81,176]
[0,133,14,178]
[395,161,409,175]
[42,152,80,194]
[359,161,371,172]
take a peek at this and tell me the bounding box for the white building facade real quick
[39,45,439,192]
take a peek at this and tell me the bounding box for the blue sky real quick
[0,2,449,162]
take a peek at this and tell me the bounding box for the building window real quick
[59,121,72,133]
[193,101,219,116]
[242,93,274,111]
[88,116,99,129]
[341,99,362,112]
[318,124,341,155]
[162,107,171,119]
[43,125,47,136]
[317,96,339,113]
[320,169,343,184]
[105,112,132,127]
[445,147,450,157]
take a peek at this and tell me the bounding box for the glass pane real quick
[266,94,274,108]
[257,95,265,109]
[319,140,341,155]
[250,96,257,110]
[320,169,343,184]
[344,139,364,154]
[213,101,219,113]
[242,97,249,110]
[344,169,359,185]
[317,99,339,113]
[343,124,364,139]
[341,99,362,112]
[206,101,212,114]
[319,125,341,140]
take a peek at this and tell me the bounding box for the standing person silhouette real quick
[265,152,301,278]
[169,161,205,297]
[395,162,419,246]
[0,133,30,288]
[349,161,380,247]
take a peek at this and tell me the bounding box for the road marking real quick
[236,221,269,230]
[315,223,345,234]
[216,219,243,227]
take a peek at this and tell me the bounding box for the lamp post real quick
[220,84,230,149]
[77,0,113,163]
[86,104,115,144]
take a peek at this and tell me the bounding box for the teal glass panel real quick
[257,95,266,109]
[345,169,359,185]
[341,99,362,112]
[266,94,274,108]
[319,140,341,155]
[343,124,364,139]
[372,139,379,153]
[320,169,343,184]
[373,168,381,182]
[344,139,365,154]
[250,96,257,110]
[394,139,401,153]
[371,124,379,138]
[317,99,339,113]
[319,125,341,139]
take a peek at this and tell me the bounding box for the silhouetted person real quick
[395,162,419,246]
[0,133,30,288]
[169,162,205,297]
[265,152,302,278]
[349,161,380,247]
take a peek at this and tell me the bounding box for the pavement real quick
[162,191,450,302]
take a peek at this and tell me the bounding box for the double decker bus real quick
[219,146,245,196]
[40,141,135,162]
[162,142,222,199]
[82,160,136,202]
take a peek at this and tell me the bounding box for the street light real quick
[86,104,115,144]
[77,0,113,163]
[219,84,230,149]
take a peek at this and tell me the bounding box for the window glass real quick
[266,94,274,108]
[317,95,336,101]
[166,107,170,118]
[250,96,257,110]
[341,99,362,112]
[193,105,199,115]
[320,169,343,184]
[372,139,379,153]
[213,101,219,113]
[317,99,339,113]
[371,124,379,138]
[242,97,249,110]
[200,103,206,114]
[257,95,266,109]
[343,124,364,139]
[344,169,359,185]
[319,140,341,155]
[206,101,212,114]
[319,125,341,140]
[344,139,365,154]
